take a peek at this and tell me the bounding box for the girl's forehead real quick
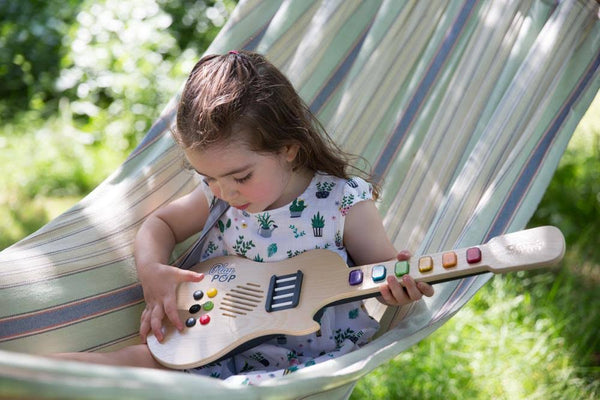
[184,143,274,177]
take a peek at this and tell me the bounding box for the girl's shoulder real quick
[312,173,372,198]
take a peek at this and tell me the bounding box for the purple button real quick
[349,270,363,286]
[466,247,482,264]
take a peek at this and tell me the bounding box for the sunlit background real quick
[0,1,598,399]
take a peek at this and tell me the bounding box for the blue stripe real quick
[487,49,600,240]
[373,0,479,180]
[309,22,373,114]
[0,285,143,341]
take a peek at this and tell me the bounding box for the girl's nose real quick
[218,182,238,202]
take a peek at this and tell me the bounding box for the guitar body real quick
[147,226,565,369]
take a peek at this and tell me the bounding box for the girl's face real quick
[184,141,300,214]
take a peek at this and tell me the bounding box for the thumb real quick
[397,250,411,261]
[177,269,205,283]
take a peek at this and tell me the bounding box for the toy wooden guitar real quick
[147,226,565,369]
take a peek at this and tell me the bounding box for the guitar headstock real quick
[484,226,565,273]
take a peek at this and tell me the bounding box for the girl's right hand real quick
[138,263,204,343]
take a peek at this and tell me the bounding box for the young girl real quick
[55,51,433,381]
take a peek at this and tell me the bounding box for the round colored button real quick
[207,288,218,298]
[189,304,201,314]
[185,317,196,327]
[199,315,210,325]
[193,290,204,301]
[203,301,214,311]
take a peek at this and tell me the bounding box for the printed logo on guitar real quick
[505,240,544,255]
[208,262,237,283]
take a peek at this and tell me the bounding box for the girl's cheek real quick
[209,185,221,199]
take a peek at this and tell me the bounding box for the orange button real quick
[442,252,457,269]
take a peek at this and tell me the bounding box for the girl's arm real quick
[343,200,434,306]
[135,185,211,343]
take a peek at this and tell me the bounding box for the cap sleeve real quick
[339,177,373,216]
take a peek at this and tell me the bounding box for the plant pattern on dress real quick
[289,198,307,217]
[218,218,231,233]
[315,181,335,198]
[256,212,277,237]
[267,243,278,257]
[339,193,354,216]
[233,235,255,256]
[311,212,325,237]
[202,241,218,259]
[289,224,305,238]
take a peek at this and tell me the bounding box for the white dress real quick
[188,173,380,384]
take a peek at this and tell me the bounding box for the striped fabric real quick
[1,0,599,399]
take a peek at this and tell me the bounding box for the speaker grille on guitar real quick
[220,283,265,318]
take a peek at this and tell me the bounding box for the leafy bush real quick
[0,0,80,120]
[0,0,235,250]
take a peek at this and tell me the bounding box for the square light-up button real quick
[371,265,387,282]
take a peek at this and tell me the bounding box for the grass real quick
[352,261,599,400]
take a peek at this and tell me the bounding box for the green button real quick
[203,301,214,311]
[395,260,409,277]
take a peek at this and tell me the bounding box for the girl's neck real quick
[268,167,314,210]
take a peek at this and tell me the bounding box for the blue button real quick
[371,265,386,282]
[349,270,363,286]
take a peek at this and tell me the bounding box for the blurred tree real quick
[0,0,235,148]
[0,0,81,120]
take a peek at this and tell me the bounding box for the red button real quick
[199,315,210,325]
[466,247,481,264]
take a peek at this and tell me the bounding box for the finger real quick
[401,275,423,301]
[164,297,183,332]
[397,250,411,261]
[178,269,204,283]
[417,281,435,297]
[387,276,411,305]
[150,306,166,342]
[139,308,151,343]
[378,282,397,305]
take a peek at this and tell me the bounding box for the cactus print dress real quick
[189,173,380,384]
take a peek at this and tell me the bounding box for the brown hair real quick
[174,50,379,196]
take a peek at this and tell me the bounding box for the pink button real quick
[466,247,481,264]
[199,315,210,325]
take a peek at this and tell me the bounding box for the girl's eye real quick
[234,173,252,184]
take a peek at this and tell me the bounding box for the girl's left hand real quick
[378,250,435,306]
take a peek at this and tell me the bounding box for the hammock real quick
[1,0,599,398]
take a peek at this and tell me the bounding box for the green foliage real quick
[0,0,235,251]
[1,0,235,145]
[0,0,81,120]
[529,123,600,264]
[352,265,600,400]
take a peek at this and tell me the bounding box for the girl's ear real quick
[282,144,300,163]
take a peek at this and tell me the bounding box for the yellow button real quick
[207,288,218,298]
[418,256,433,273]
[442,252,457,269]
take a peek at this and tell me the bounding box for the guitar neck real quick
[310,226,565,306]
